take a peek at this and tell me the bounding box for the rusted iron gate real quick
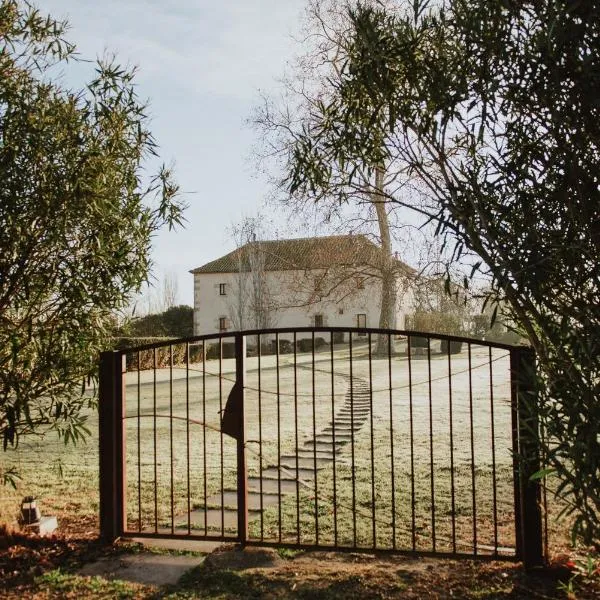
[99,327,546,568]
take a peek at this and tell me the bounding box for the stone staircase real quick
[183,371,372,533]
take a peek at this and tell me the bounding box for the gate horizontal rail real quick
[99,327,545,568]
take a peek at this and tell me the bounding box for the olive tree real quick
[0,1,184,465]
[286,0,600,545]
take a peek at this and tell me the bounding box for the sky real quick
[46,0,307,307]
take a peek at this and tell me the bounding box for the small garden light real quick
[20,496,41,525]
[19,496,57,536]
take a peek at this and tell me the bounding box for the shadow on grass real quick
[162,564,409,600]
[156,558,599,600]
[2,533,597,600]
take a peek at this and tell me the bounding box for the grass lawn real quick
[1,339,598,598]
[112,340,520,555]
[0,341,565,549]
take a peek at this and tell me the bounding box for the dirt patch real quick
[0,529,108,597]
[177,548,600,599]
[204,544,283,570]
[1,531,598,599]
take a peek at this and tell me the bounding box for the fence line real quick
[99,327,545,568]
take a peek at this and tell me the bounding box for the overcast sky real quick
[45,0,307,306]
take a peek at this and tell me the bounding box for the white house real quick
[190,234,414,340]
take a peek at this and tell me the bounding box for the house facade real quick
[190,235,414,340]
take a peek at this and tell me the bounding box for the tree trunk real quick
[228,252,248,331]
[372,165,397,355]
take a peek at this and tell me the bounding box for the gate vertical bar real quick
[510,350,522,561]
[99,350,125,542]
[511,346,544,569]
[235,332,248,546]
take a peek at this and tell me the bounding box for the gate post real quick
[99,351,125,542]
[510,346,544,569]
[234,333,248,546]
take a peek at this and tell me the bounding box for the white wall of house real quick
[193,269,413,339]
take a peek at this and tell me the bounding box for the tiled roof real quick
[190,235,414,274]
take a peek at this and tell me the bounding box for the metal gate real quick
[99,327,545,568]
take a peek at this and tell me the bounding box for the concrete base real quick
[23,516,58,536]
[122,536,222,554]
[79,553,203,586]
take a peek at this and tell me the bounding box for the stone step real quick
[327,410,370,420]
[313,434,353,444]
[280,455,332,470]
[333,418,367,426]
[331,418,368,427]
[185,507,252,531]
[329,425,365,433]
[204,490,281,510]
[331,413,367,420]
[261,465,315,481]
[303,436,346,447]
[247,476,305,494]
[334,411,369,419]
[321,425,362,434]
[325,405,368,413]
[337,405,370,412]
[303,440,349,453]
[293,449,336,460]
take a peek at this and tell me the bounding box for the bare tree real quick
[161,271,179,310]
[247,240,275,331]
[251,0,420,354]
[132,270,180,317]
[227,216,276,333]
[226,226,250,331]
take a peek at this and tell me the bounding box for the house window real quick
[338,307,344,315]
[356,313,367,336]
[219,283,226,296]
[314,314,324,328]
[219,317,228,332]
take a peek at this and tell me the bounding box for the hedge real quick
[110,337,204,371]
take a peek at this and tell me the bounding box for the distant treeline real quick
[111,305,195,368]
[119,305,193,338]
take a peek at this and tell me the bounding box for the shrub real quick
[314,337,327,349]
[406,311,464,336]
[440,339,463,355]
[297,338,314,353]
[120,305,193,338]
[409,335,430,349]
[111,337,189,370]
[332,331,345,343]
[206,344,220,360]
